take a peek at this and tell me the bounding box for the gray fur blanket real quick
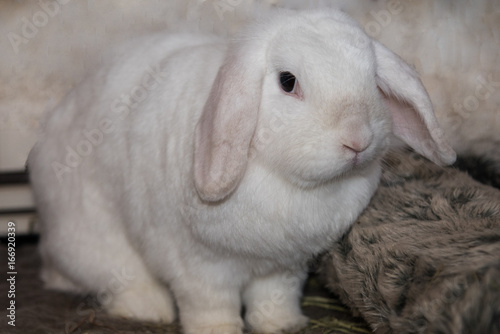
[321,149,500,334]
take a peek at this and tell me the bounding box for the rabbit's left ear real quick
[194,48,263,202]
[373,40,456,165]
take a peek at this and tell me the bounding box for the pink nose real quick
[341,129,373,153]
[342,140,370,153]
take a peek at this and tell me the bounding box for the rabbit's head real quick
[194,9,456,202]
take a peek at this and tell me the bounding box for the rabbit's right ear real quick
[194,48,263,202]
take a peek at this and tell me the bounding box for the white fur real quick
[29,8,453,334]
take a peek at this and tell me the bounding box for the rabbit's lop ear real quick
[373,40,456,166]
[194,48,263,202]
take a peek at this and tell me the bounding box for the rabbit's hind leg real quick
[40,238,176,323]
[40,261,85,293]
[37,186,176,323]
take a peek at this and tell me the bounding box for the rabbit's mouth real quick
[343,145,368,168]
[351,154,361,167]
[349,149,376,169]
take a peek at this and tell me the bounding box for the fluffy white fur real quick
[29,8,453,334]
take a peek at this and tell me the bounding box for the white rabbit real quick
[28,8,455,334]
[286,0,500,168]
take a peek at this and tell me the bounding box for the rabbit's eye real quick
[279,71,296,93]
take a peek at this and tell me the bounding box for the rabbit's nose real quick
[342,140,369,153]
[341,127,373,153]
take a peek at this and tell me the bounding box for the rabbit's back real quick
[31,33,224,193]
[29,33,226,275]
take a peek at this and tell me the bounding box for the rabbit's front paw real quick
[243,271,309,333]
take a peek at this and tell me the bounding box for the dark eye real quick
[279,71,296,93]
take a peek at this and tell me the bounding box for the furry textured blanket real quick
[322,149,500,334]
